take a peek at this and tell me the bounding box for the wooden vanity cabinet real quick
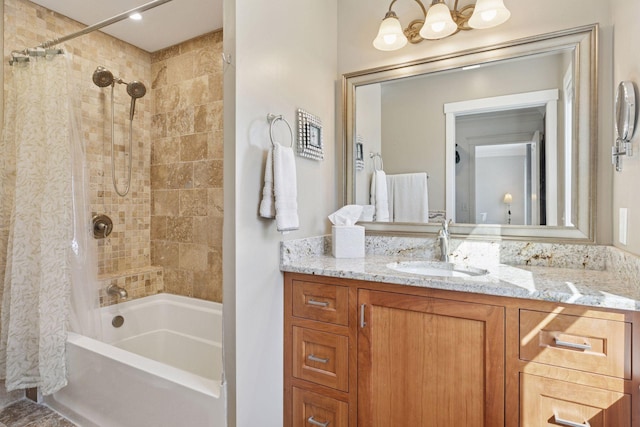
[513,306,634,427]
[284,272,505,426]
[358,289,505,426]
[284,272,638,426]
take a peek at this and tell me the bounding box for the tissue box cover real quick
[332,225,365,258]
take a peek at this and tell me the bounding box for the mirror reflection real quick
[346,25,596,240]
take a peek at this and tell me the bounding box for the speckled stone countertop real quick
[280,236,640,312]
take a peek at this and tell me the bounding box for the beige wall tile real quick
[180,134,208,162]
[149,31,224,303]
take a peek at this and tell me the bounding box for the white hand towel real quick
[259,147,276,219]
[273,142,299,232]
[370,170,389,222]
[387,173,429,223]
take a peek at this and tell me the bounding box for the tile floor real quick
[0,399,76,427]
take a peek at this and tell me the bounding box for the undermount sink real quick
[386,261,489,278]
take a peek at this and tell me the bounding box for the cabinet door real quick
[520,373,630,427]
[358,289,504,427]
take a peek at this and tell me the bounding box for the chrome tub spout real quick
[107,284,128,300]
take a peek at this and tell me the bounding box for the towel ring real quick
[267,114,293,148]
[370,152,383,171]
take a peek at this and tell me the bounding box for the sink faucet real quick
[438,220,451,262]
[107,284,128,300]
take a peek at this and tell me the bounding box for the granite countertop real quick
[280,236,640,312]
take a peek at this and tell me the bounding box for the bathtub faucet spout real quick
[107,284,128,300]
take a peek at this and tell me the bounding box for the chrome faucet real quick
[437,219,451,262]
[107,284,128,300]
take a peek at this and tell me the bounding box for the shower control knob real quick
[92,214,113,239]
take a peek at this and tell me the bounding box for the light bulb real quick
[383,34,398,44]
[480,9,497,22]
[431,22,446,33]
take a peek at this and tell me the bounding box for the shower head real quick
[126,81,146,121]
[127,81,146,99]
[92,66,114,87]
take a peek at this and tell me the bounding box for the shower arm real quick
[16,0,174,53]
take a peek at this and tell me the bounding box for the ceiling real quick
[29,0,223,52]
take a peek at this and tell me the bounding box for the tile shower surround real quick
[3,0,223,305]
[150,31,224,302]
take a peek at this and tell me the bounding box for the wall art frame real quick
[297,108,324,160]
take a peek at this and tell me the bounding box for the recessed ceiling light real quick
[129,13,142,21]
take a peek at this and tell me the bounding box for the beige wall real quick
[354,83,382,205]
[223,0,338,424]
[612,0,640,256]
[338,0,614,244]
[150,31,224,302]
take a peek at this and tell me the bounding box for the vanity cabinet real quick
[284,272,638,426]
[515,307,633,427]
[284,273,504,426]
[357,289,504,426]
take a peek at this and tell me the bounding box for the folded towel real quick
[387,173,429,223]
[259,147,276,219]
[370,170,389,222]
[273,142,299,232]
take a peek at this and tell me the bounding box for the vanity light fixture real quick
[373,0,511,51]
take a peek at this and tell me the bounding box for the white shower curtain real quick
[0,53,98,395]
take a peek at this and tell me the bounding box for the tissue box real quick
[332,225,365,258]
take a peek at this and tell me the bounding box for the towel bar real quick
[267,114,293,148]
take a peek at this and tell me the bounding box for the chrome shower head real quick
[127,81,146,120]
[92,66,114,87]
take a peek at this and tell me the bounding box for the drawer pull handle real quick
[308,354,329,364]
[307,299,329,308]
[307,416,330,427]
[553,414,590,427]
[554,338,592,351]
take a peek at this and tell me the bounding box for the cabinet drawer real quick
[292,281,348,325]
[520,373,630,427]
[519,309,631,379]
[293,326,349,391]
[293,387,348,427]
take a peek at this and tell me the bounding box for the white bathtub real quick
[44,294,225,427]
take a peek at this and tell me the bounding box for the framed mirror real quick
[342,24,597,241]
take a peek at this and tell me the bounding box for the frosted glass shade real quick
[503,193,513,204]
[468,0,511,29]
[419,2,457,40]
[373,12,408,51]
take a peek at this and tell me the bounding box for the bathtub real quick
[44,293,225,427]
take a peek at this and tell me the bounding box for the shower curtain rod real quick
[10,0,173,63]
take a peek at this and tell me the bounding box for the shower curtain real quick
[0,53,98,395]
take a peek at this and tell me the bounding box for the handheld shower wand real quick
[92,66,147,197]
[126,81,146,121]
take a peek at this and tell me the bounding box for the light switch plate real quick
[619,208,628,245]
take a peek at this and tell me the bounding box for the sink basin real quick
[386,261,489,278]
